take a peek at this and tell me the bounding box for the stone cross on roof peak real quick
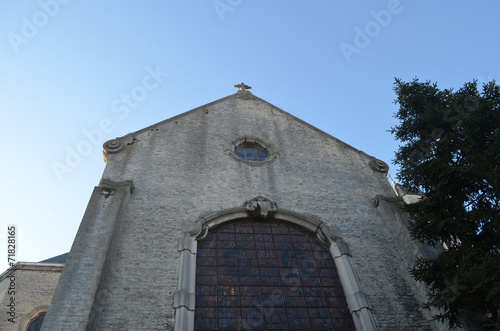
[234,82,251,92]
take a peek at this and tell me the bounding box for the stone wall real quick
[44,91,446,330]
[0,263,62,330]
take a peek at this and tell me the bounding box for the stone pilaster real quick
[41,179,133,331]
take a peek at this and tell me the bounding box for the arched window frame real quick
[174,204,377,331]
[19,305,48,331]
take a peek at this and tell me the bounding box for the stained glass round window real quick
[234,143,269,162]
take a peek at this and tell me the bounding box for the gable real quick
[102,91,387,187]
[113,90,373,162]
[100,90,392,220]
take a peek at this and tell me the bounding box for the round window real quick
[234,143,269,162]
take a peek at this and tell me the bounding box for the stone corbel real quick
[100,179,135,193]
[371,195,404,208]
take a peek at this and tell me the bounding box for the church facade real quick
[10,86,451,330]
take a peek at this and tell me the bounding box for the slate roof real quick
[40,252,69,264]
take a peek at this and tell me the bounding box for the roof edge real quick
[118,92,238,140]
[114,91,377,161]
[0,262,64,282]
[250,93,375,160]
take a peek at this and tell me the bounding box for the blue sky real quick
[0,1,498,272]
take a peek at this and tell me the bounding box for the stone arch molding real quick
[19,305,48,331]
[174,198,378,331]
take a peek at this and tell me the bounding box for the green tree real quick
[391,78,500,328]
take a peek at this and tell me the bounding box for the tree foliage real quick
[391,78,500,328]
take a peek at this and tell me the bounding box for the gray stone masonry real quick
[0,264,62,330]
[41,180,133,331]
[43,90,450,330]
